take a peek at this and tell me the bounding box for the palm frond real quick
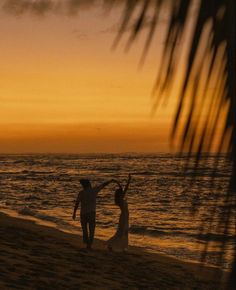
[112,0,235,288]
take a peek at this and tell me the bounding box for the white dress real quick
[107,200,129,251]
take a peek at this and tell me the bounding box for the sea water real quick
[0,153,234,268]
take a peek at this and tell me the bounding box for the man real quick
[72,178,116,249]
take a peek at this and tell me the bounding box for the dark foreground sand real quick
[0,212,228,290]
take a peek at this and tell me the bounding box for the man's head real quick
[79,179,91,190]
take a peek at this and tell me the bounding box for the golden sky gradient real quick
[0,3,185,153]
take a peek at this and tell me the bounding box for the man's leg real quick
[88,211,96,247]
[80,214,89,246]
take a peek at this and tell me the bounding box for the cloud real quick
[1,0,98,16]
[72,29,88,40]
[99,22,120,34]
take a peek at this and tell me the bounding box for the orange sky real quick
[0,3,184,153]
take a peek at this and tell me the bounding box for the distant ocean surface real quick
[0,153,235,268]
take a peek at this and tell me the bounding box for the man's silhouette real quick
[73,178,116,249]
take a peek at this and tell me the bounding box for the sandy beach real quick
[0,211,228,290]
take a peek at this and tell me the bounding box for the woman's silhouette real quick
[107,174,131,252]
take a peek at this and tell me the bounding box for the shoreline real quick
[1,208,231,270]
[0,210,228,289]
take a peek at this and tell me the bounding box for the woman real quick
[107,174,131,252]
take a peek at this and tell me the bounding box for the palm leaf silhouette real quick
[110,0,235,288]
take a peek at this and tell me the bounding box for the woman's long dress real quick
[107,200,129,251]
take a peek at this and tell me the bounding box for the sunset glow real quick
[0,2,223,153]
[0,4,178,153]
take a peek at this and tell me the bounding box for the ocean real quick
[0,153,234,269]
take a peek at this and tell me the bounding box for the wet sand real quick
[0,212,227,290]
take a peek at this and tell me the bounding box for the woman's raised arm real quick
[123,174,131,195]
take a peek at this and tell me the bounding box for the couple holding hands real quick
[72,174,131,251]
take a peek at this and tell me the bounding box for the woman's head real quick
[115,188,124,206]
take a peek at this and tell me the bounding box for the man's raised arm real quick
[95,179,117,193]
